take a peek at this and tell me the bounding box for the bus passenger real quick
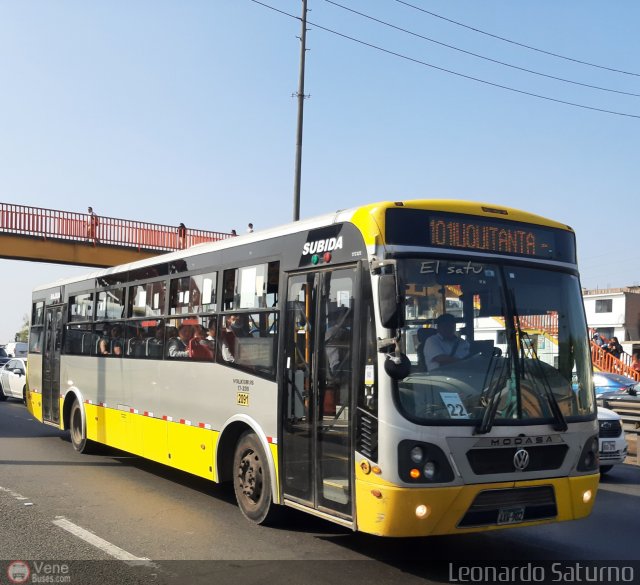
[128,328,145,357]
[146,323,165,358]
[423,313,469,371]
[166,324,194,358]
[206,319,216,351]
[98,324,121,356]
[189,325,214,361]
[220,315,240,362]
[98,328,110,355]
[112,340,123,357]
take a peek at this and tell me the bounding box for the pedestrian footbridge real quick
[0,202,229,268]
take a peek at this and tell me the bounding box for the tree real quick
[15,313,29,342]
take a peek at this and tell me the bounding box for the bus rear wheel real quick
[69,399,95,454]
[233,431,276,524]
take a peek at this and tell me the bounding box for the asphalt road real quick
[1,399,639,585]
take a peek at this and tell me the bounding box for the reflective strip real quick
[143,411,153,417]
[162,415,173,422]
[179,419,191,426]
[198,423,212,430]
[129,408,138,414]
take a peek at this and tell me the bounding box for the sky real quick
[1,0,639,342]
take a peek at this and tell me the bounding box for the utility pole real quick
[292,0,308,222]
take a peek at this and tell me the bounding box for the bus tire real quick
[0,381,6,401]
[69,399,95,454]
[233,431,277,524]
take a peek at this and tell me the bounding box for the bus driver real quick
[423,313,469,371]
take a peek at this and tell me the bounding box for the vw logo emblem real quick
[601,422,611,429]
[513,449,530,471]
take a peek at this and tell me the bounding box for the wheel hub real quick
[238,451,262,502]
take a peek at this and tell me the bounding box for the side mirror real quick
[378,274,405,330]
[13,368,23,376]
[384,351,411,380]
[628,387,637,397]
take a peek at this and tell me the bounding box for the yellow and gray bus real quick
[27,200,599,536]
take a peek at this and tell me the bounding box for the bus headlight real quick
[576,435,599,472]
[398,440,454,483]
[410,446,424,464]
[423,461,437,480]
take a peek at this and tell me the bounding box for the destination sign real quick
[385,209,576,263]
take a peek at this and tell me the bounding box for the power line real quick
[247,0,640,119]
[393,0,640,78]
[325,0,640,98]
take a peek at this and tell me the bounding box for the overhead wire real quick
[393,0,640,78]
[325,0,640,98]
[248,0,640,119]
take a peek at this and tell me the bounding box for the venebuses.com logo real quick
[7,561,30,584]
[6,560,71,584]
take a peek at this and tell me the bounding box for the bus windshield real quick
[396,258,594,426]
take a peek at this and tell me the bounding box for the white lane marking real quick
[52,516,152,564]
[1,486,34,507]
[0,486,25,498]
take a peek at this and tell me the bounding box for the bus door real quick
[42,305,64,424]
[282,266,357,519]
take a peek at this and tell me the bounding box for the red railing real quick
[0,202,231,251]
[591,342,640,382]
[518,313,558,336]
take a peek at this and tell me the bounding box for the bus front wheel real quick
[233,431,276,524]
[70,399,95,454]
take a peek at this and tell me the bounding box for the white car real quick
[597,406,628,474]
[0,358,27,404]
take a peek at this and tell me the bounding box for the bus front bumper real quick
[354,473,600,537]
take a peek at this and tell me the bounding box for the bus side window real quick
[218,312,278,378]
[222,269,237,311]
[267,261,279,307]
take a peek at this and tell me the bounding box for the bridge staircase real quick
[591,342,640,381]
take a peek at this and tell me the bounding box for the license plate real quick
[602,441,616,452]
[497,506,525,525]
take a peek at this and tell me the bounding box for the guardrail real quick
[598,396,640,436]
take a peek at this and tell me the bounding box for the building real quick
[582,286,640,353]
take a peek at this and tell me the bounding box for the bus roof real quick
[33,199,573,292]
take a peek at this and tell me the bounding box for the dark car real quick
[598,383,640,404]
[592,372,637,396]
[592,373,639,418]
[0,348,9,368]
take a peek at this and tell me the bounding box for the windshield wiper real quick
[518,329,568,432]
[475,354,510,434]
